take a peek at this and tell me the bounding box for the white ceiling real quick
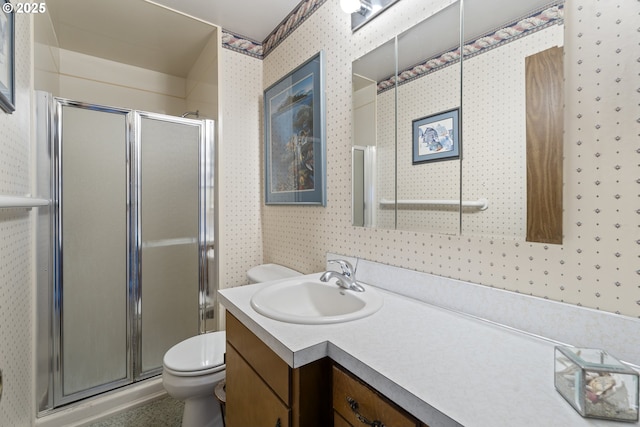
[147,0,302,42]
[45,0,302,77]
[46,0,558,81]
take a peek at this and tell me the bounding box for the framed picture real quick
[264,51,326,205]
[0,1,14,113]
[412,108,459,164]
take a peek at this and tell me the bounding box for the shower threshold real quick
[36,377,165,427]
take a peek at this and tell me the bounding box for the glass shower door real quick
[136,113,204,377]
[51,99,214,408]
[55,101,132,405]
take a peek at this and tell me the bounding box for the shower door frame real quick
[50,98,213,407]
[132,110,212,381]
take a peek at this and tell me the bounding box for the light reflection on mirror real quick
[352,38,395,228]
[351,0,565,240]
[351,75,378,227]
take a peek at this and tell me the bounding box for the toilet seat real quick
[163,331,226,377]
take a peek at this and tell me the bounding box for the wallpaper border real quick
[221,0,327,59]
[377,2,564,93]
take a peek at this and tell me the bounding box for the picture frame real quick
[412,108,459,164]
[264,51,326,205]
[0,0,15,113]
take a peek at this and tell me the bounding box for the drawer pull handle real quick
[346,396,386,427]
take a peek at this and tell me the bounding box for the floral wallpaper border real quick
[221,0,564,72]
[377,2,565,93]
[221,0,327,59]
[221,31,263,58]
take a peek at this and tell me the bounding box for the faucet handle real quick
[328,259,354,277]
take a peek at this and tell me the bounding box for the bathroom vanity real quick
[225,312,331,427]
[225,311,423,427]
[219,261,640,427]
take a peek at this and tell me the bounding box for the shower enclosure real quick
[35,93,216,411]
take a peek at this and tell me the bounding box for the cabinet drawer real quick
[333,365,420,427]
[334,410,354,427]
[226,344,290,427]
[226,312,290,403]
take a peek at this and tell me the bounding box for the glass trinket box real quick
[555,346,639,422]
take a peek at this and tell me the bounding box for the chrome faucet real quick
[320,259,365,292]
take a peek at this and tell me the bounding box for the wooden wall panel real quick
[525,46,564,244]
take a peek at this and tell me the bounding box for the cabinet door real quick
[226,312,290,403]
[226,344,290,427]
[333,365,420,427]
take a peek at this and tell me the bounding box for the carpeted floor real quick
[86,396,184,427]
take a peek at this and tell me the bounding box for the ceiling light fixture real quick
[340,0,362,14]
[343,0,402,32]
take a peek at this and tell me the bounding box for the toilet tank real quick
[247,264,302,284]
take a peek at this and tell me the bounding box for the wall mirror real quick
[351,0,564,243]
[461,0,564,242]
[352,1,462,233]
[352,37,396,228]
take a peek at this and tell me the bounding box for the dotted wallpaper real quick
[2,1,634,424]
[249,0,640,318]
[375,88,395,230]
[461,24,563,239]
[219,49,265,290]
[0,11,35,427]
[394,60,461,234]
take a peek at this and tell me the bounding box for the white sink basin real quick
[250,276,383,324]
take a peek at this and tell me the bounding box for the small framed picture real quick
[412,108,459,164]
[0,0,15,113]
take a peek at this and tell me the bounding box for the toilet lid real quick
[247,264,301,283]
[163,331,226,374]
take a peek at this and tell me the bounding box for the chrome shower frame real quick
[37,93,215,413]
[131,110,213,381]
[51,98,134,407]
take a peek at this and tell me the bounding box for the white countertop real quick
[218,273,639,427]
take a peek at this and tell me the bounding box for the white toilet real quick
[162,264,301,427]
[247,263,301,284]
[162,331,226,427]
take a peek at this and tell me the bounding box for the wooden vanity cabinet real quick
[225,312,331,427]
[225,311,427,427]
[332,364,425,427]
